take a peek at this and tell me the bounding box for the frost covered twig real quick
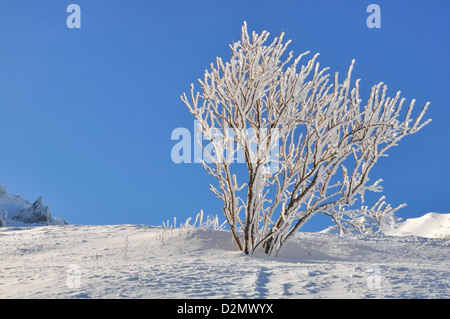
[157,211,226,243]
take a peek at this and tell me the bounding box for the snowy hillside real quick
[384,212,450,239]
[0,185,66,227]
[0,220,448,299]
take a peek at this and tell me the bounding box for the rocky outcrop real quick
[0,185,67,227]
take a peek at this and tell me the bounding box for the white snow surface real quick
[384,212,450,239]
[0,221,449,299]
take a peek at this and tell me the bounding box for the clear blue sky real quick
[0,0,448,231]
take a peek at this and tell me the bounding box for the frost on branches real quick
[181,22,431,256]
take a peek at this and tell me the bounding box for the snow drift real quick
[320,212,450,239]
[384,212,450,239]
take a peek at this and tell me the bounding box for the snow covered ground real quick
[1,217,449,299]
[384,212,450,239]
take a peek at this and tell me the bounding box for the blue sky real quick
[0,0,448,231]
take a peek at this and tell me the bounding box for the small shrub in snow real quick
[181,22,431,255]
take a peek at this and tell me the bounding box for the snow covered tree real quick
[181,22,431,256]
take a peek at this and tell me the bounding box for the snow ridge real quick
[384,212,450,239]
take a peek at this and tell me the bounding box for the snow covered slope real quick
[320,212,450,239]
[0,185,66,227]
[384,213,450,239]
[0,224,448,299]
